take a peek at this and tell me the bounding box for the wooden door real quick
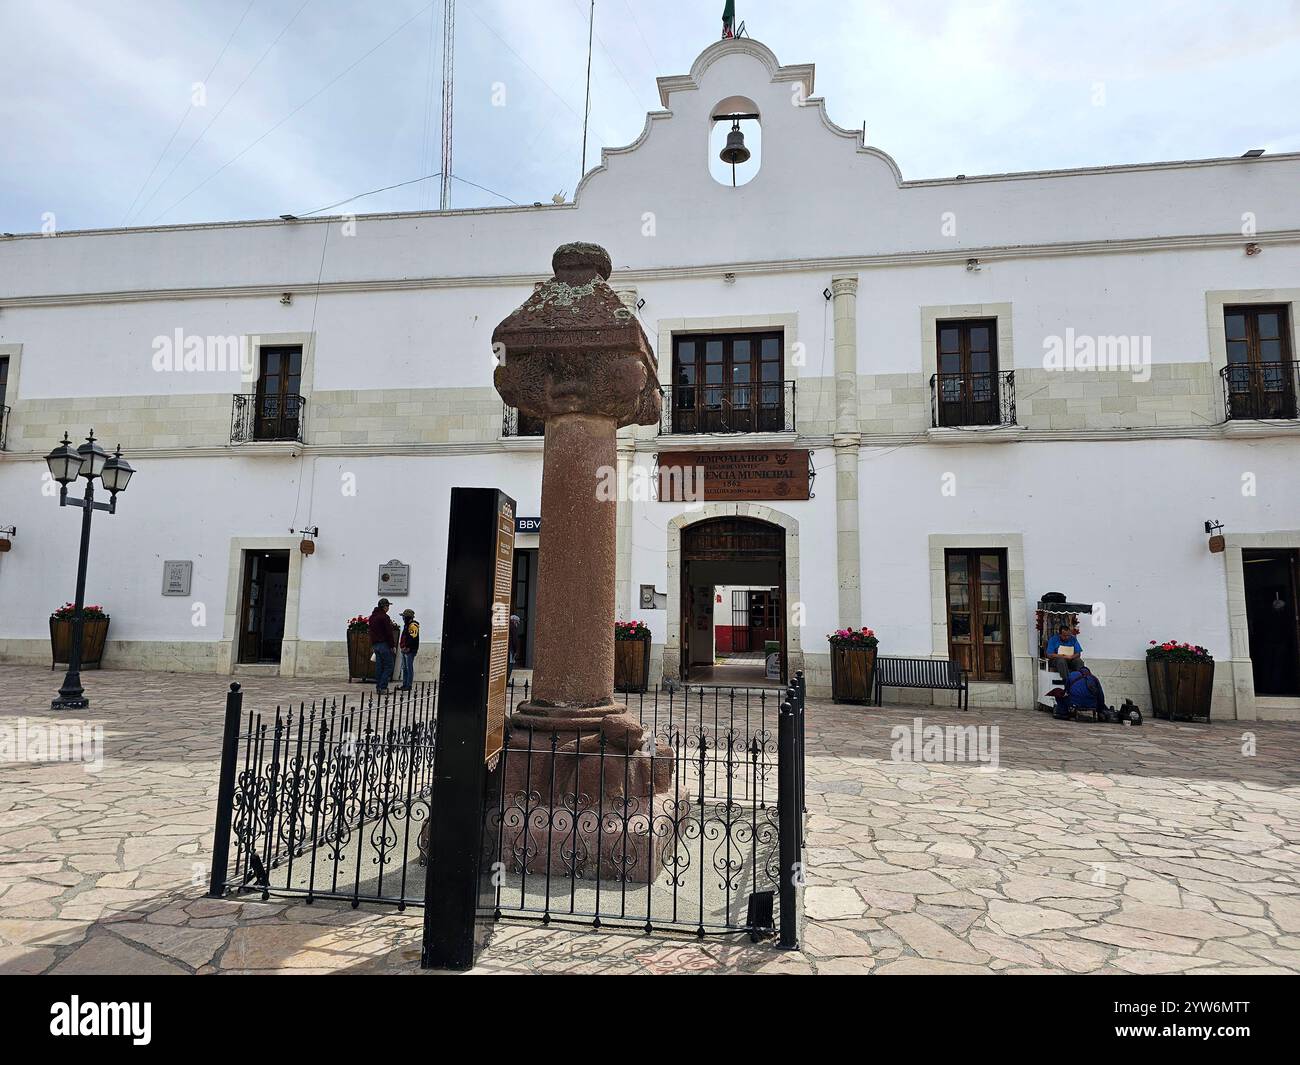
[944,549,1010,680]
[936,320,998,427]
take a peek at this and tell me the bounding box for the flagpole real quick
[580,0,594,185]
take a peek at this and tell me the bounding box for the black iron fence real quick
[1221,361,1299,421]
[929,369,1016,428]
[231,392,307,444]
[660,381,796,435]
[209,676,806,946]
[491,679,803,939]
[209,681,438,908]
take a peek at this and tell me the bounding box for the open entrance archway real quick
[678,516,787,686]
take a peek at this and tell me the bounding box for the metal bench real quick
[873,656,969,711]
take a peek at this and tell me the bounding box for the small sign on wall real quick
[378,559,410,596]
[162,560,192,596]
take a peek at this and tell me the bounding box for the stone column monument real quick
[493,244,669,846]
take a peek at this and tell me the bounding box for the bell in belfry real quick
[719,119,750,166]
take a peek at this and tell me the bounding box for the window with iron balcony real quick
[1221,305,1298,421]
[930,319,1016,428]
[663,331,794,435]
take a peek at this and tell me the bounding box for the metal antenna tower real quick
[439,0,455,210]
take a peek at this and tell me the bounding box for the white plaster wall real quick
[857,245,1300,377]
[0,453,543,645]
[855,437,1300,663]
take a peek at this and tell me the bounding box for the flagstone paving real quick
[1,665,1298,974]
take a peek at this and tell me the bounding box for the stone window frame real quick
[1223,531,1300,720]
[920,303,1015,423]
[217,536,304,676]
[656,313,800,380]
[654,313,799,438]
[928,533,1034,709]
[0,343,22,448]
[1205,289,1300,418]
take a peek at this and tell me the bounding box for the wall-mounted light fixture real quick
[723,272,736,285]
[1204,519,1225,554]
[822,287,833,301]
[279,292,293,306]
[1246,243,1261,256]
[294,525,320,555]
[0,525,14,552]
[966,258,982,272]
[636,297,646,312]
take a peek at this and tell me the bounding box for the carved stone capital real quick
[492,243,662,428]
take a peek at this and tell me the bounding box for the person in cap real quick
[398,607,420,691]
[368,598,397,693]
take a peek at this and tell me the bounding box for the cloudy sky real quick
[2,0,1298,233]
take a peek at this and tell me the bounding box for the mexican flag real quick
[722,1,735,38]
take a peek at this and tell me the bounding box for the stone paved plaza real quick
[1,664,1298,975]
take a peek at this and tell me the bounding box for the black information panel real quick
[421,487,514,970]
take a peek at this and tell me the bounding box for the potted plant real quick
[1146,640,1214,721]
[614,620,651,692]
[347,614,376,683]
[829,626,879,704]
[50,603,110,670]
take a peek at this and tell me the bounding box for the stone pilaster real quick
[615,439,635,619]
[832,274,862,629]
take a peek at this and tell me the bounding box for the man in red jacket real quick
[368,599,397,693]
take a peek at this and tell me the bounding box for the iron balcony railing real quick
[929,369,1016,428]
[0,405,9,450]
[501,404,544,438]
[231,392,306,444]
[660,380,796,435]
[1221,361,1299,421]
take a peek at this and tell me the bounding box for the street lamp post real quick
[45,430,135,710]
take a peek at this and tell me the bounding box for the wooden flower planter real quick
[49,617,109,670]
[831,644,877,705]
[1147,658,1214,721]
[614,636,651,693]
[347,629,376,683]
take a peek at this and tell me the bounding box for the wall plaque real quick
[656,449,811,502]
[161,560,193,596]
[378,559,410,596]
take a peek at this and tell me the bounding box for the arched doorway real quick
[680,516,786,685]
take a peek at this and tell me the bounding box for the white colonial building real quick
[1,38,1298,719]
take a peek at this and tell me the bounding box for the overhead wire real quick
[129,0,315,224]
[119,0,258,225]
[147,1,439,224]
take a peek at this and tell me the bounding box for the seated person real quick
[1046,624,1084,682]
[1053,664,1104,720]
